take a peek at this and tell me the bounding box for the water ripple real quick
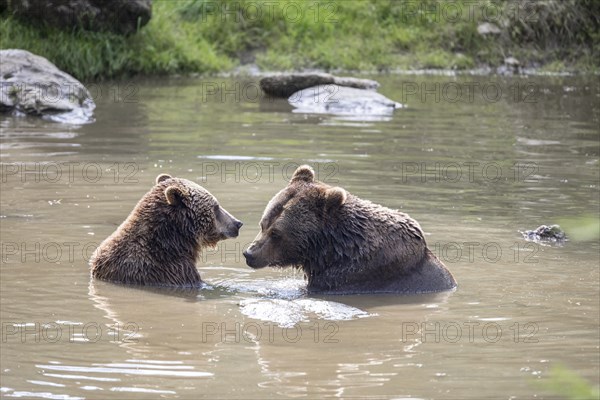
[37,363,212,378]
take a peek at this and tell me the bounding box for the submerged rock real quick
[260,73,401,119]
[260,73,379,98]
[288,84,402,117]
[5,0,152,35]
[522,225,567,244]
[0,49,95,124]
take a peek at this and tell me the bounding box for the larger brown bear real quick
[90,174,242,287]
[243,165,456,294]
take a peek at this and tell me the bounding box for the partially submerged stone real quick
[288,84,402,117]
[522,225,567,244]
[260,73,379,98]
[0,49,95,124]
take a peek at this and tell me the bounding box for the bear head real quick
[154,173,243,247]
[243,165,346,269]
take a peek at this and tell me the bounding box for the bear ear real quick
[325,187,347,212]
[164,185,185,206]
[156,174,172,184]
[291,165,315,183]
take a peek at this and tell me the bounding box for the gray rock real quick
[1,49,95,124]
[6,0,152,35]
[332,76,380,91]
[522,225,567,244]
[497,57,521,75]
[477,22,501,35]
[288,84,402,117]
[260,73,379,98]
[504,57,520,67]
[260,73,334,97]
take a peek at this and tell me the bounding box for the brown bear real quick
[243,165,456,294]
[90,174,243,287]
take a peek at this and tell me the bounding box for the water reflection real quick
[247,294,453,398]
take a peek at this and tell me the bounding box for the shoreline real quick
[2,0,598,81]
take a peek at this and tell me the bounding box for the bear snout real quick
[243,247,262,268]
[224,219,243,238]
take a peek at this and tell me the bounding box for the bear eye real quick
[270,230,280,239]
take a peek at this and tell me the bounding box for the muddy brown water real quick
[1,73,598,399]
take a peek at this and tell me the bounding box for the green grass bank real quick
[1,0,599,81]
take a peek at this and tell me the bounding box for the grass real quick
[537,364,600,400]
[0,0,598,81]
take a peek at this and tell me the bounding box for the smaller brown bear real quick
[243,165,456,294]
[90,174,242,287]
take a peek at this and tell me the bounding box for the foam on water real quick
[214,277,374,327]
[214,277,307,299]
[239,298,373,328]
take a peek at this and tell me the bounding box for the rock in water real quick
[260,73,379,98]
[0,49,96,124]
[5,0,152,35]
[333,76,381,90]
[288,84,402,117]
[522,225,567,244]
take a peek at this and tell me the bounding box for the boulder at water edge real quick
[0,49,95,124]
